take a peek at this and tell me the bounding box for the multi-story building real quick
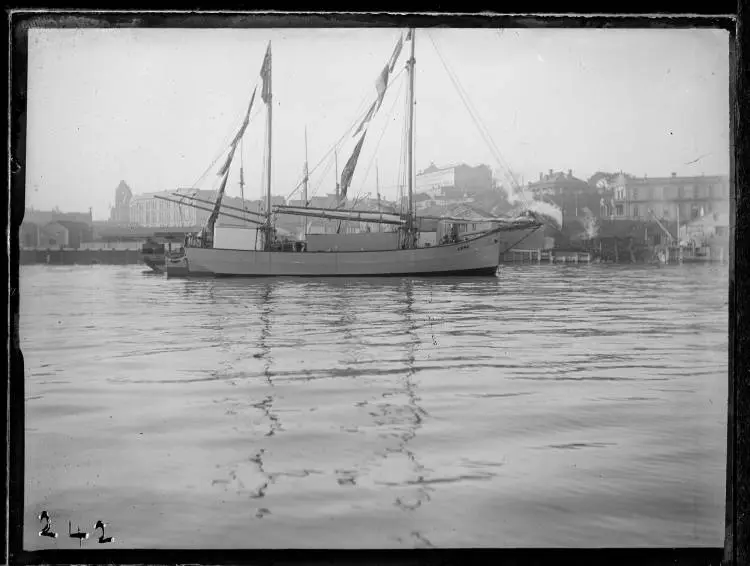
[528,169,590,198]
[23,207,92,226]
[109,180,133,223]
[127,190,283,228]
[21,208,94,248]
[129,190,207,227]
[526,169,599,219]
[416,163,493,202]
[608,173,730,222]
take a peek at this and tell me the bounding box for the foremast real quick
[261,42,273,250]
[405,28,417,248]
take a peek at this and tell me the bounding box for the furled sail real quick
[339,132,367,201]
[388,34,404,73]
[206,53,265,236]
[340,32,411,199]
[217,145,238,178]
[260,43,272,104]
[374,66,389,112]
[353,101,377,137]
[353,32,409,138]
[218,87,257,177]
[205,170,233,236]
[231,87,257,148]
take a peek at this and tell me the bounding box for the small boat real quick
[140,238,167,272]
[140,238,186,273]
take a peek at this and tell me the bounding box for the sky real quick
[24,26,730,220]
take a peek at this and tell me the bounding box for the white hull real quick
[169,226,539,277]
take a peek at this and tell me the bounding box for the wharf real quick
[501,249,592,264]
[21,247,142,265]
[654,244,726,264]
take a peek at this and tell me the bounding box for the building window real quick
[616,204,624,216]
[632,188,639,200]
[677,186,684,199]
[633,205,639,218]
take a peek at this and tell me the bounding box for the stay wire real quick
[427,32,529,204]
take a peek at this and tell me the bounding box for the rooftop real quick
[617,173,729,184]
[418,162,491,175]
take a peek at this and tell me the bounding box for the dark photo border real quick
[6,6,746,566]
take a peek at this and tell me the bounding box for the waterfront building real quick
[23,207,93,226]
[109,180,133,223]
[21,208,94,248]
[680,210,730,249]
[22,221,68,248]
[21,220,95,249]
[54,221,94,248]
[129,190,208,227]
[414,162,493,206]
[526,169,599,219]
[128,190,286,228]
[608,172,730,223]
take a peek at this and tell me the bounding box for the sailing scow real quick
[166,30,553,278]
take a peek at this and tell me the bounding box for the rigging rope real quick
[260,114,268,214]
[283,88,372,203]
[397,77,410,217]
[309,153,335,202]
[354,73,406,201]
[191,80,262,190]
[426,31,529,205]
[240,136,247,223]
[285,67,407,203]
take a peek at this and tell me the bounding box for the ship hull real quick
[170,226,533,278]
[495,226,543,256]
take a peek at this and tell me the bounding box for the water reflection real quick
[209,281,284,506]
[22,265,728,548]
[392,280,432,515]
[247,283,280,499]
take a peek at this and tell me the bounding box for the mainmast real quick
[406,28,416,246]
[303,127,309,236]
[335,150,340,205]
[376,160,382,233]
[263,42,273,249]
[239,138,246,222]
[376,160,381,209]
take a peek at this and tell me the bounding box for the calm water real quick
[20,264,728,549]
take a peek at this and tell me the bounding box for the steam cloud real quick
[499,182,563,230]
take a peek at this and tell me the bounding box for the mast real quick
[239,138,246,223]
[376,160,381,209]
[265,43,273,249]
[334,150,342,233]
[406,28,416,245]
[376,160,382,232]
[335,150,340,204]
[303,126,309,236]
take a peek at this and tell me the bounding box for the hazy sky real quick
[25,26,729,219]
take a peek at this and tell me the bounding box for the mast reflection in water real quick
[21,265,727,549]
